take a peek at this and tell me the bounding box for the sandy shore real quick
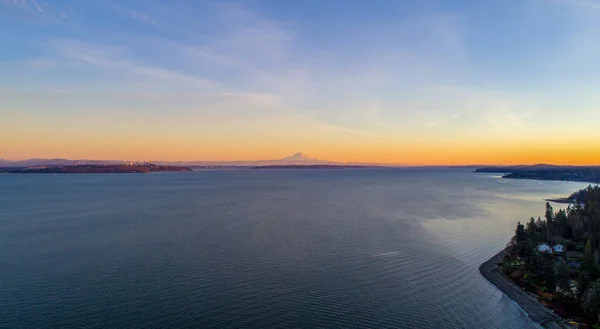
[479,249,574,329]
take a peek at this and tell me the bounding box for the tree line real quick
[511,185,600,320]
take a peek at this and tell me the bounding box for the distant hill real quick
[475,165,600,183]
[252,164,377,169]
[1,152,383,168]
[474,164,561,173]
[0,158,120,167]
[1,164,192,174]
[178,152,338,167]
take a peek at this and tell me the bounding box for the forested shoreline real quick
[501,186,600,327]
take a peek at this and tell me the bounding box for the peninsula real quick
[475,165,600,183]
[0,163,192,174]
[482,186,600,328]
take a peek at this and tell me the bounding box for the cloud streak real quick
[4,0,600,163]
[7,0,44,13]
[50,39,216,89]
[426,112,461,128]
[30,0,43,12]
[92,0,159,25]
[130,10,156,25]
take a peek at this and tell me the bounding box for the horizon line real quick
[2,157,600,167]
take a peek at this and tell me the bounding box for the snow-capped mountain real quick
[1,152,375,167]
[277,152,332,164]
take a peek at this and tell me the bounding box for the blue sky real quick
[2,0,600,163]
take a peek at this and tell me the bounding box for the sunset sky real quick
[2,0,600,165]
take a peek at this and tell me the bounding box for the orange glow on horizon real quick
[3,141,600,166]
[3,113,600,166]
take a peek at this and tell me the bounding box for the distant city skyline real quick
[2,0,600,165]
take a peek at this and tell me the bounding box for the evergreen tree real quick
[582,239,596,276]
[582,283,600,317]
[578,271,591,300]
[516,239,528,258]
[515,222,526,243]
[541,253,556,292]
[555,209,569,238]
[508,185,600,312]
[545,202,554,240]
[524,239,542,274]
[526,217,537,241]
[555,259,571,297]
[536,217,547,243]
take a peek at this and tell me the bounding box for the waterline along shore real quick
[480,249,572,329]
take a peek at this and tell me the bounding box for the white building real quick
[538,243,552,253]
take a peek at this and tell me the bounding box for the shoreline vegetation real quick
[479,249,564,328]
[545,190,592,205]
[482,185,600,329]
[475,165,600,183]
[0,163,192,174]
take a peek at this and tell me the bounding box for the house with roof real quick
[537,243,552,253]
[554,244,565,253]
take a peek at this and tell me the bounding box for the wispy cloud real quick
[93,0,159,25]
[6,0,44,13]
[3,0,82,22]
[173,2,472,137]
[426,112,461,128]
[50,39,216,89]
[30,0,43,12]
[450,89,540,133]
[173,2,310,98]
[321,122,394,142]
[130,10,156,25]
[7,1,531,139]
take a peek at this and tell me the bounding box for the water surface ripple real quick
[0,168,589,328]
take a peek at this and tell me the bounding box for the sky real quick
[2,0,600,165]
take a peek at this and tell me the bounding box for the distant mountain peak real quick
[278,152,331,164]
[1,152,352,168]
[282,152,315,161]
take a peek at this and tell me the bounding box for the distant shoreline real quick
[0,164,379,173]
[475,165,600,184]
[0,164,192,174]
[251,165,380,169]
[544,198,573,204]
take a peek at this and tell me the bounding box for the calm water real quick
[0,168,590,328]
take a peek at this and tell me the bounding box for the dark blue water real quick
[0,169,589,328]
